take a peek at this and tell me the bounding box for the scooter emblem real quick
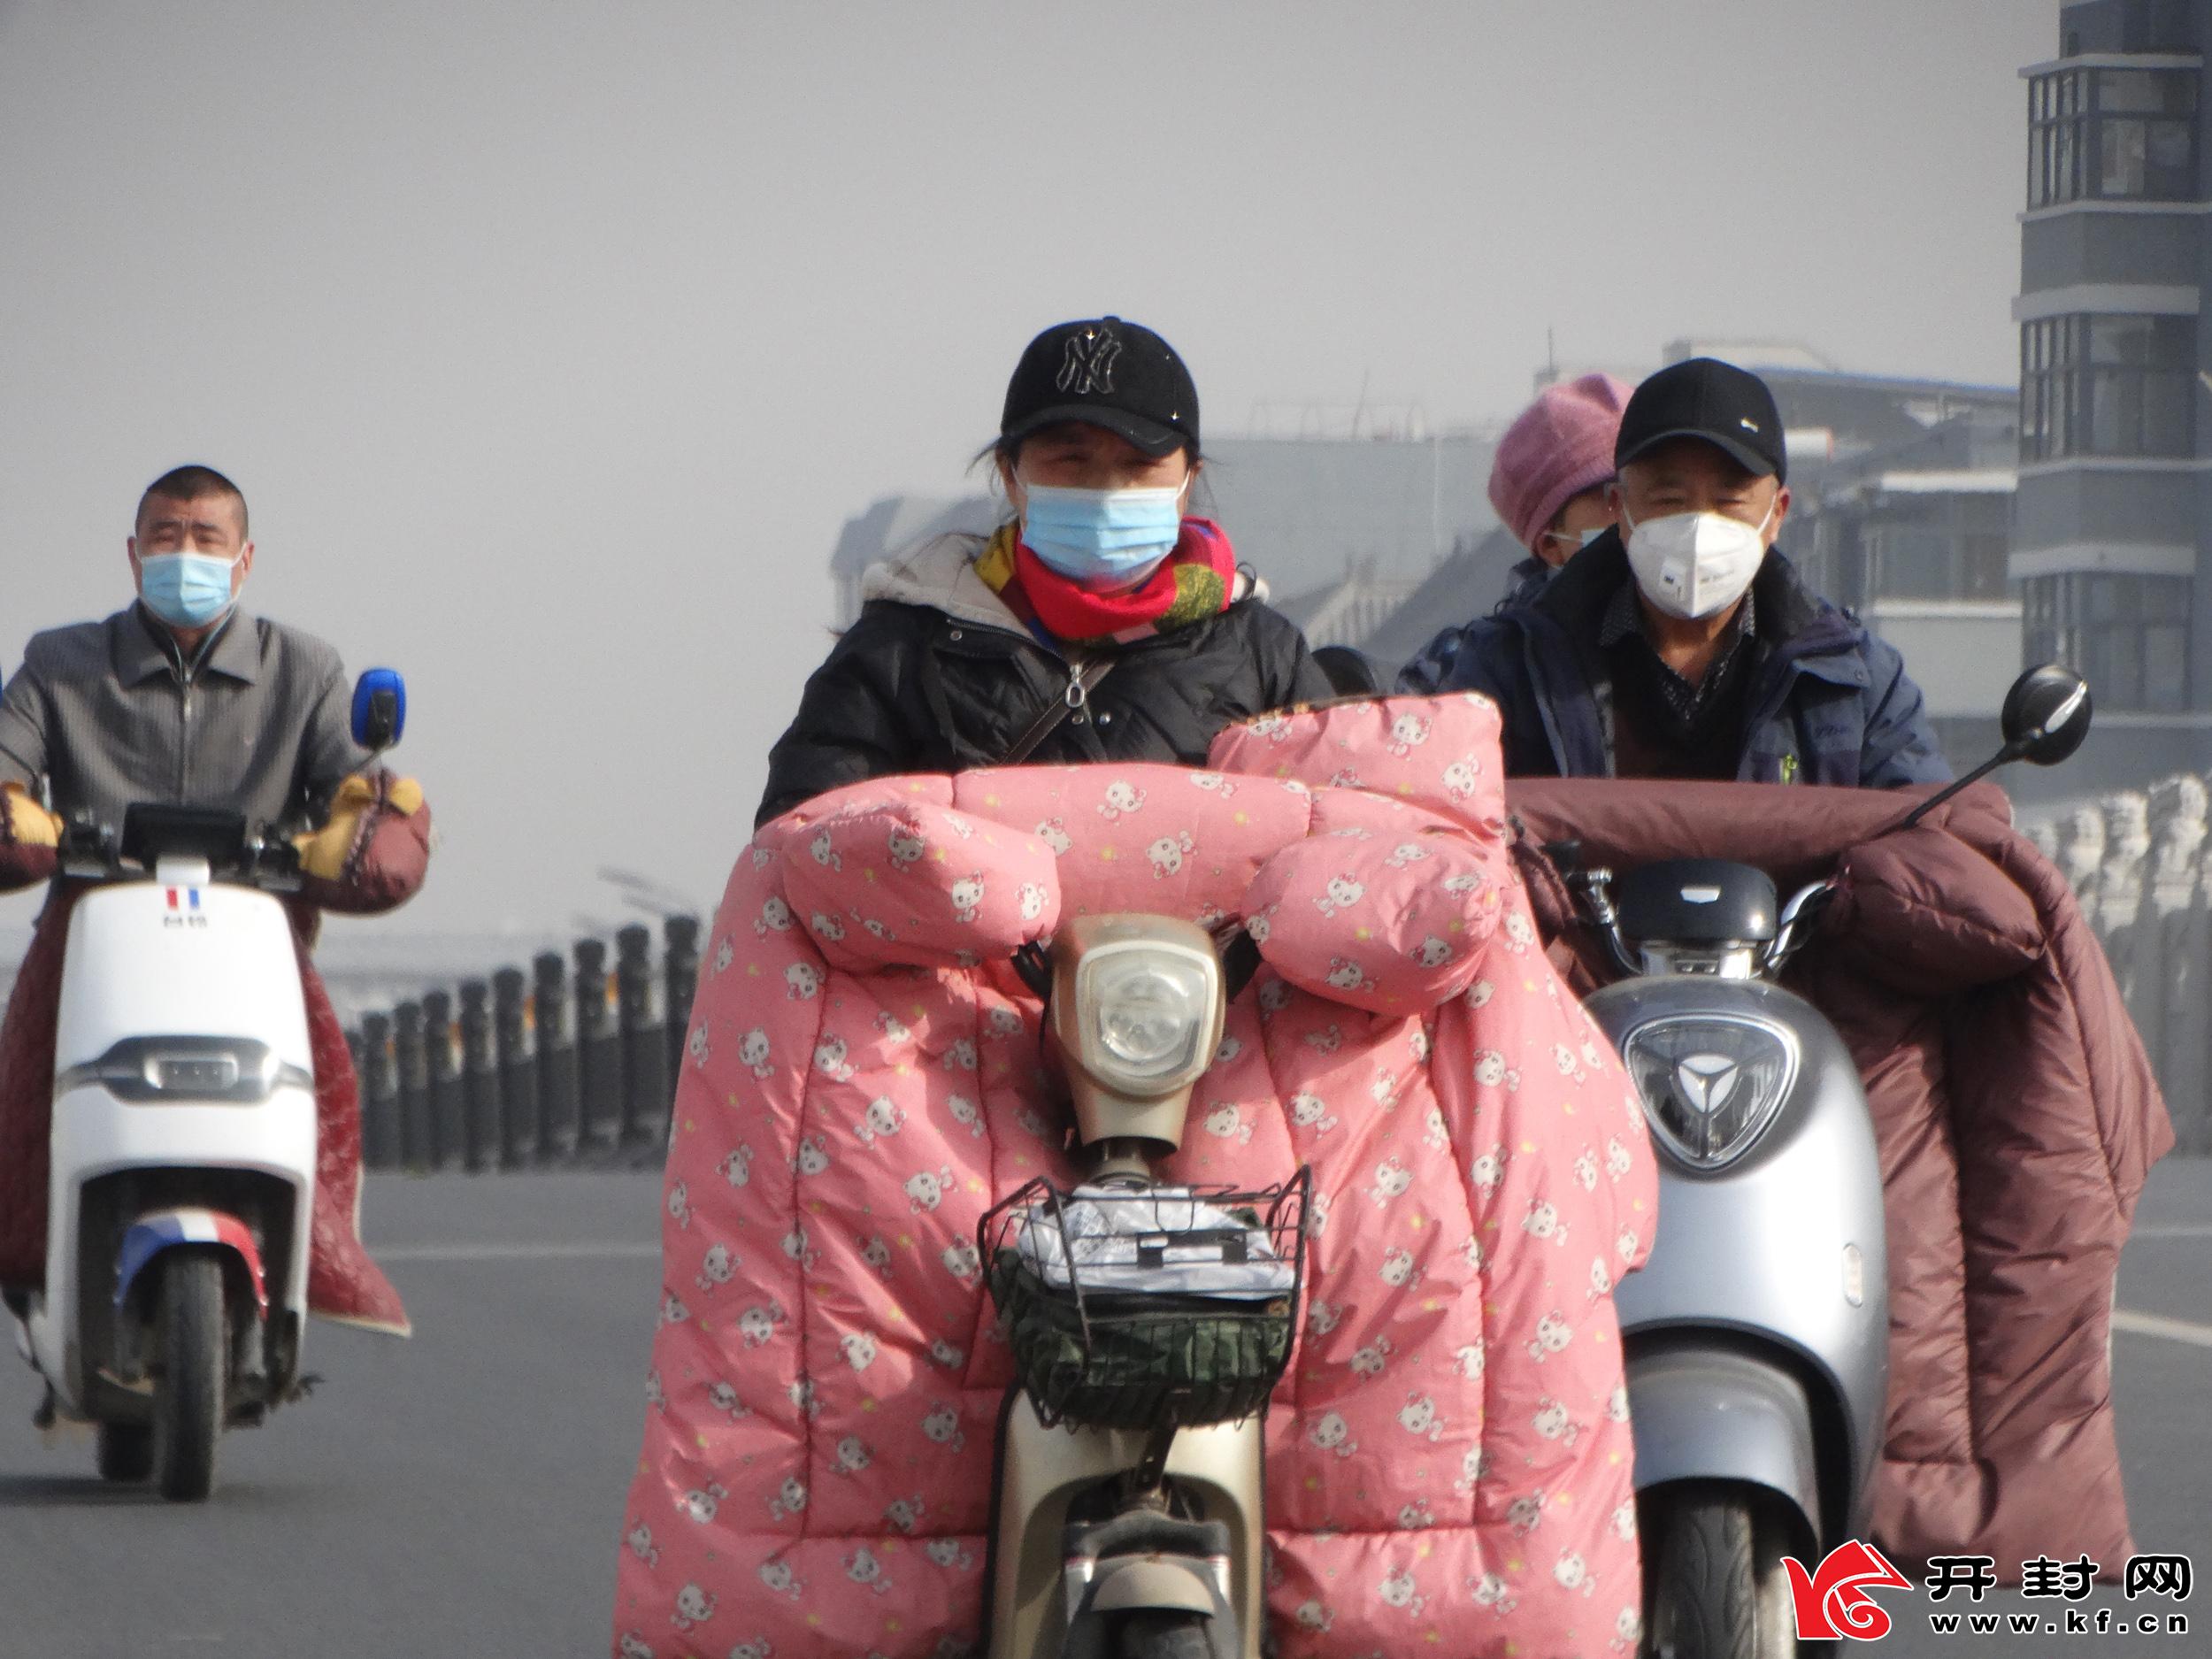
[1673,1055,1740,1116]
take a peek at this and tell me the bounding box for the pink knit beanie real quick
[1487,373,1635,553]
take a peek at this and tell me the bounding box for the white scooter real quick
[12,668,405,1501]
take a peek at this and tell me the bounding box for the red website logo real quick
[1784,1540,1913,1640]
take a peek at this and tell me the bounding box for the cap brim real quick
[1617,426,1781,482]
[1002,404,1189,458]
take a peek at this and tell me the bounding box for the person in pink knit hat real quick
[1486,372,1634,609]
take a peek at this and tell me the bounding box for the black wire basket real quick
[980,1169,1310,1431]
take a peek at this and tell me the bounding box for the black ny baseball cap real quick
[1001,317,1200,458]
[1616,357,1788,484]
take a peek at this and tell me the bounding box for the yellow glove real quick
[293,773,425,880]
[3,783,60,848]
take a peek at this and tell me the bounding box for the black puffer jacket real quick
[758,534,1332,825]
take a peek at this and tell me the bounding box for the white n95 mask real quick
[1620,503,1773,620]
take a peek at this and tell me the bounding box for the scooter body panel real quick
[1586,975,1889,1545]
[30,876,317,1418]
[989,1393,1263,1659]
[56,878,312,1074]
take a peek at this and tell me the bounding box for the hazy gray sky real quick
[2,1,2054,936]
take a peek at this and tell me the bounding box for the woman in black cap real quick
[757,316,1332,825]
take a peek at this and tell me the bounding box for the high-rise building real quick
[2016,0,2212,783]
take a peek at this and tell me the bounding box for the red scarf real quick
[979,518,1240,645]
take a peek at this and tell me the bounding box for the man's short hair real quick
[137,465,248,538]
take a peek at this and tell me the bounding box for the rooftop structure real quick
[827,494,1001,626]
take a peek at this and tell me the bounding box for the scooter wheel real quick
[151,1253,227,1503]
[1644,1486,1800,1659]
[1116,1611,1212,1659]
[96,1422,154,1483]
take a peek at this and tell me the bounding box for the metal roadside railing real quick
[342,915,698,1172]
[2025,773,2212,1156]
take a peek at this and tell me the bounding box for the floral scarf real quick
[974,518,1239,646]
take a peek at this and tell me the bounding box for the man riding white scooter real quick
[0,464,431,1491]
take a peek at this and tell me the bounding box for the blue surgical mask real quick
[139,551,239,628]
[1540,526,1607,557]
[1020,482,1187,586]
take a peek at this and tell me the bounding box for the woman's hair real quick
[969,432,1206,472]
[969,433,1210,524]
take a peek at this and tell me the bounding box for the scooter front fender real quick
[1091,1560,1218,1616]
[1625,1340,1819,1551]
[114,1208,267,1314]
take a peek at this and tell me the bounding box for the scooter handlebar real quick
[57,815,119,876]
[1764,879,1838,972]
[1555,857,1836,980]
[55,811,303,893]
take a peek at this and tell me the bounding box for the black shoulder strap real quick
[1001,656,1118,765]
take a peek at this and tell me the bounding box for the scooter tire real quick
[1644,1486,1799,1659]
[96,1422,154,1483]
[151,1253,226,1503]
[1116,1610,1213,1659]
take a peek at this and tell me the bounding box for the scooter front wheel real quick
[1116,1610,1211,1659]
[151,1253,226,1502]
[96,1422,153,1483]
[1644,1486,1800,1659]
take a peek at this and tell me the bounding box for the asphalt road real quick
[0,1171,664,1659]
[2,1162,2206,1658]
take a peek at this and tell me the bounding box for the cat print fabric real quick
[611,695,1654,1659]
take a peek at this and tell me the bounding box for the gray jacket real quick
[0,605,367,832]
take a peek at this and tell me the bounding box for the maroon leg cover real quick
[0,895,70,1289]
[294,935,409,1333]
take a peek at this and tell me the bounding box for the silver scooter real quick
[1553,664,2093,1658]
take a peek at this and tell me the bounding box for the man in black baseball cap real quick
[1613,355,1788,482]
[1402,357,1948,789]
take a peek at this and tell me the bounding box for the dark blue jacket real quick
[1398,531,1951,789]
[1497,554,1552,612]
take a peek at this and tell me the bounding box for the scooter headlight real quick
[53,1035,311,1104]
[1074,941,1220,1094]
[1622,1014,1798,1171]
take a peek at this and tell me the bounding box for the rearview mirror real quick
[351,667,406,754]
[1886,663,2093,838]
[2000,663,2092,766]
